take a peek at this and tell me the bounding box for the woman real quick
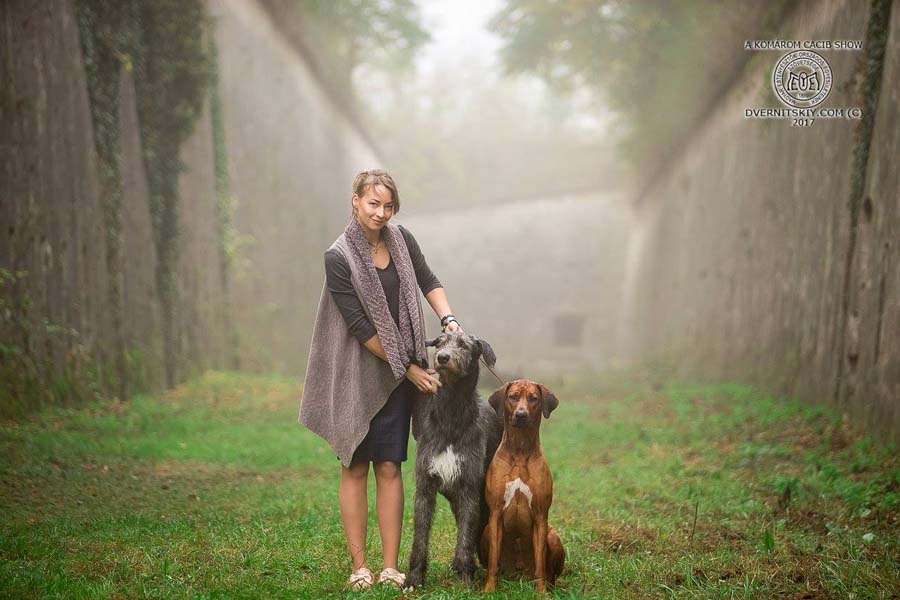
[298,169,462,590]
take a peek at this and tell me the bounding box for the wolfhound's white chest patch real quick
[503,478,534,510]
[428,445,462,484]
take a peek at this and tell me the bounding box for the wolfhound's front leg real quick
[406,477,437,588]
[450,490,480,584]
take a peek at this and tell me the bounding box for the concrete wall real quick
[841,0,900,437]
[402,193,632,380]
[628,0,899,440]
[173,91,230,382]
[119,67,164,392]
[0,0,382,413]
[0,0,112,405]
[209,0,380,375]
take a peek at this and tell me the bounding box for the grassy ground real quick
[0,368,897,599]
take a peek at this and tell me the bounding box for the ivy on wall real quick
[75,0,140,400]
[207,30,241,371]
[131,1,212,388]
[75,0,212,391]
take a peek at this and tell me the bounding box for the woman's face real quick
[352,184,395,234]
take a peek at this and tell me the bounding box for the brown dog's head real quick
[488,379,559,428]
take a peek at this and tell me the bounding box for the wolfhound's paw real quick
[405,569,425,590]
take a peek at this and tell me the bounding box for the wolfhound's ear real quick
[425,337,439,347]
[475,337,497,367]
[488,382,510,418]
[537,383,559,419]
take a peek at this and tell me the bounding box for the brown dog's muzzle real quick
[513,409,529,426]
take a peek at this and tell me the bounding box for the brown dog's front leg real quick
[532,514,549,592]
[482,509,503,593]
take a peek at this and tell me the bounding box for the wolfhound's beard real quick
[436,361,471,382]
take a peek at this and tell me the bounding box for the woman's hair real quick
[351,169,400,214]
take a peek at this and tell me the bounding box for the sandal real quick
[348,566,375,590]
[377,567,407,588]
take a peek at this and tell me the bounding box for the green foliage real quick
[771,474,798,497]
[76,0,140,213]
[489,0,790,168]
[204,30,256,284]
[763,529,775,552]
[208,33,234,271]
[0,269,103,418]
[76,0,213,389]
[292,0,430,88]
[76,0,143,402]
[207,30,241,370]
[364,68,622,211]
[131,0,212,299]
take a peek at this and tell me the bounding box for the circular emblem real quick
[772,50,833,108]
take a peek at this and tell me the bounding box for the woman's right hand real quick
[406,364,442,394]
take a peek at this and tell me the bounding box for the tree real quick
[489,0,790,167]
[276,0,430,95]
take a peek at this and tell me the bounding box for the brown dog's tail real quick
[546,527,566,585]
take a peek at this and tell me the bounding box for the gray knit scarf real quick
[344,217,427,379]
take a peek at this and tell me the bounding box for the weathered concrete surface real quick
[1,0,381,413]
[173,92,230,382]
[402,193,632,380]
[118,67,164,392]
[209,0,380,374]
[628,0,898,440]
[0,0,111,393]
[840,0,900,436]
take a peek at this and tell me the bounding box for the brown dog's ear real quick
[488,382,510,418]
[537,383,559,419]
[425,337,439,347]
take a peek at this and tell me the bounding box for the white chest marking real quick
[503,478,534,510]
[428,445,461,484]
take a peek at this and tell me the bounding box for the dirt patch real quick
[0,457,313,528]
[786,510,830,535]
[148,458,298,483]
[154,373,299,415]
[771,553,837,600]
[744,413,858,457]
[631,393,678,422]
[866,504,900,530]
[688,392,739,420]
[670,565,746,587]
[589,521,660,554]
[692,521,749,545]
[826,417,860,452]
[665,554,837,599]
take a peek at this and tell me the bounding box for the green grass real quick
[1,368,898,599]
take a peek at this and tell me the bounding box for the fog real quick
[3,0,896,435]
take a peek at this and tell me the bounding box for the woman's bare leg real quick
[373,461,404,570]
[340,461,370,570]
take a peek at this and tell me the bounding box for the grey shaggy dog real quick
[406,331,503,589]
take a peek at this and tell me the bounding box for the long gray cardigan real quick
[298,231,427,467]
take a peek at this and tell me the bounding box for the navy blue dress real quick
[323,224,442,464]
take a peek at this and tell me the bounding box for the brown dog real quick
[480,379,565,593]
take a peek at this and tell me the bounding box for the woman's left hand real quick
[444,320,463,333]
